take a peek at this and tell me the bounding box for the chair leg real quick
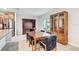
[38,44,41,51]
[29,41,30,47]
[32,40,34,51]
[32,45,33,51]
[38,41,40,51]
[55,45,57,51]
[44,45,46,51]
[55,47,57,51]
[40,46,42,51]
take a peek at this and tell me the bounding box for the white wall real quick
[15,13,38,35]
[38,8,79,47]
[37,11,51,30]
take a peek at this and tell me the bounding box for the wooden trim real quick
[50,11,68,16]
[22,18,36,34]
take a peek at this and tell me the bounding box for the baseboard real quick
[68,42,79,48]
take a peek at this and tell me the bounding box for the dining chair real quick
[40,30,45,32]
[30,29,35,31]
[46,31,52,34]
[26,32,39,51]
[39,35,57,51]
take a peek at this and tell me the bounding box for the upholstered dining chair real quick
[30,29,35,31]
[39,35,57,51]
[46,31,52,34]
[26,32,39,51]
[40,30,45,32]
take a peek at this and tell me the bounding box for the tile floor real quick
[11,35,79,51]
[57,43,79,51]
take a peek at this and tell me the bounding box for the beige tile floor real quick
[11,35,79,51]
[18,40,55,51]
[18,40,79,51]
[11,35,43,51]
[18,40,32,51]
[57,43,79,51]
[11,35,55,51]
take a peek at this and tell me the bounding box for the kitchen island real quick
[0,29,13,50]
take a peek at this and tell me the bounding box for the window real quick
[43,18,50,31]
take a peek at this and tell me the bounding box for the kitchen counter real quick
[0,29,13,50]
[0,29,12,40]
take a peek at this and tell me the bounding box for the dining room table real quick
[26,31,56,51]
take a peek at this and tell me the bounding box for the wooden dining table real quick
[26,31,56,51]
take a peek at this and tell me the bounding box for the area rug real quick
[1,42,19,51]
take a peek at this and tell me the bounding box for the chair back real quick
[41,30,45,32]
[30,29,35,31]
[46,35,57,51]
[46,32,52,34]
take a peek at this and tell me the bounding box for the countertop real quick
[0,29,13,40]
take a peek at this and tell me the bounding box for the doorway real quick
[22,19,36,34]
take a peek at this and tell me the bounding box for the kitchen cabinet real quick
[0,29,12,50]
[0,37,6,50]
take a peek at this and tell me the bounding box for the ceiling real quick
[0,8,55,16]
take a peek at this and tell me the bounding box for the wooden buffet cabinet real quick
[50,11,68,45]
